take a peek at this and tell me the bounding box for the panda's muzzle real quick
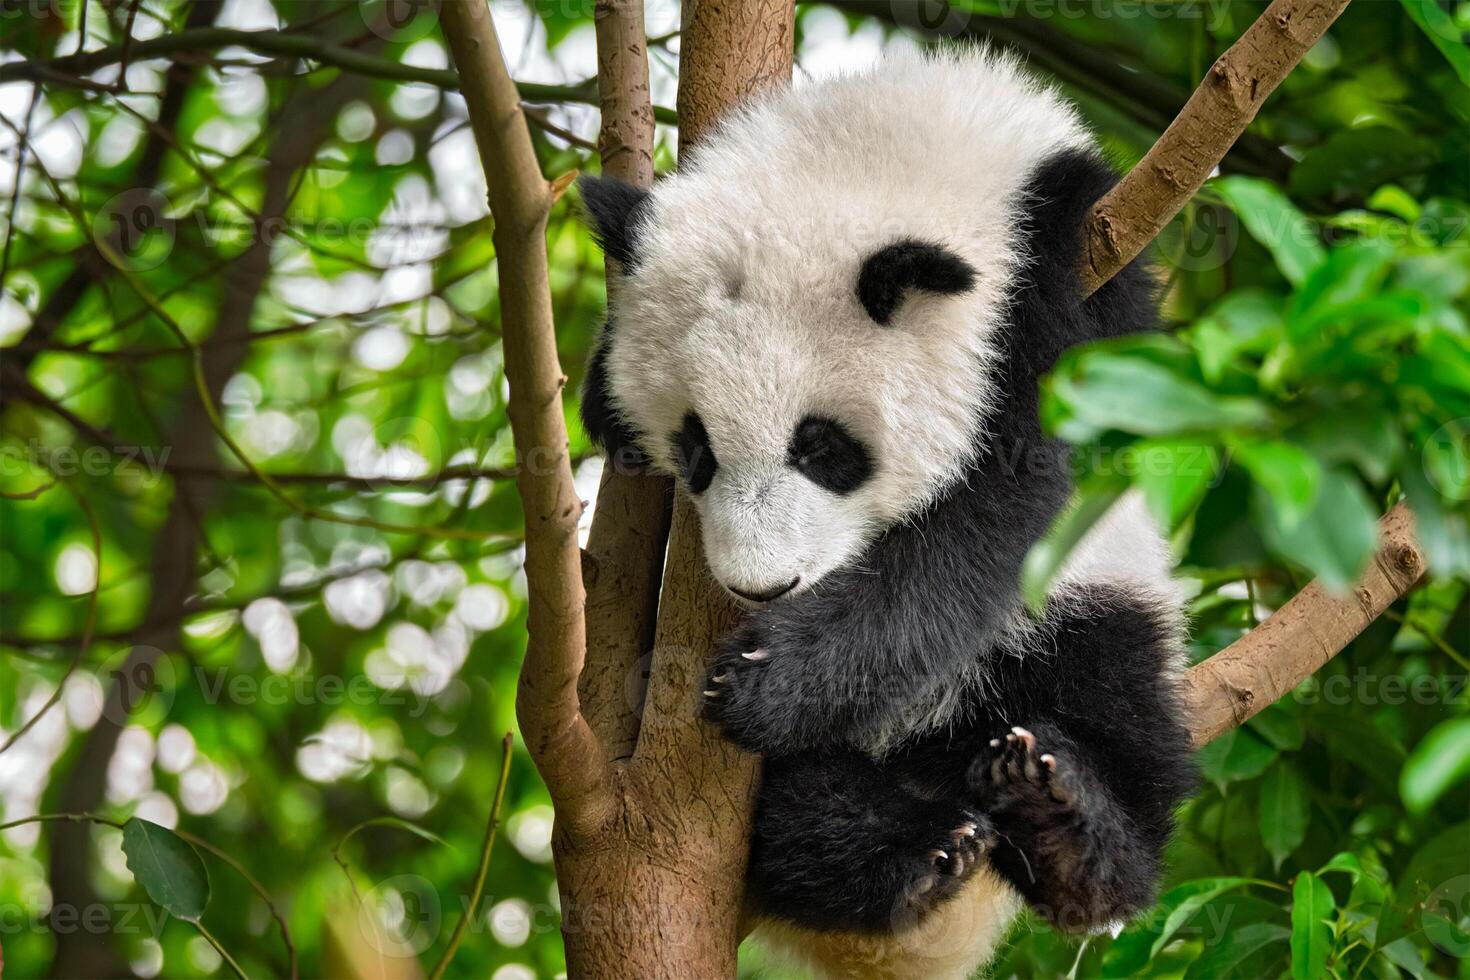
[726,577,800,604]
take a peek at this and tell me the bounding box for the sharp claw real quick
[957,823,976,838]
[930,849,948,862]
[742,649,769,661]
[989,738,1001,748]
[703,689,719,698]
[711,673,727,683]
[1041,753,1057,770]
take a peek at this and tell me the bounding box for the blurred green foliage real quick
[0,1,1465,978]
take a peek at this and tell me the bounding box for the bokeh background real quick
[0,0,1467,977]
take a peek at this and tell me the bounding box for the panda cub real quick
[580,48,1197,979]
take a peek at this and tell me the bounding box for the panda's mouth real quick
[724,577,800,605]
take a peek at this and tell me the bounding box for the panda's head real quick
[580,165,1023,607]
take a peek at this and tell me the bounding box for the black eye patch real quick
[787,416,873,495]
[857,239,978,325]
[672,412,718,494]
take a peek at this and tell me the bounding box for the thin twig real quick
[427,732,515,980]
[192,920,249,980]
[176,829,298,980]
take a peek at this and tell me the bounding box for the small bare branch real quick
[1081,0,1353,295]
[1184,503,1423,745]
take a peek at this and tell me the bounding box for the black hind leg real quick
[972,721,1163,932]
[750,749,994,933]
[931,582,1197,933]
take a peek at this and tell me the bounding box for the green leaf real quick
[1183,922,1290,980]
[1249,705,1305,751]
[1401,718,1470,813]
[1232,438,1322,529]
[1021,477,1127,613]
[1198,728,1279,789]
[1289,127,1441,203]
[1297,410,1403,485]
[1254,466,1379,592]
[1260,762,1310,870]
[1132,438,1222,530]
[120,818,211,922]
[1290,871,1335,980]
[1215,176,1326,287]
[1400,0,1470,85]
[1287,241,1397,341]
[1050,353,1269,441]
[1192,289,1285,384]
[1148,877,1254,960]
[1318,852,1365,883]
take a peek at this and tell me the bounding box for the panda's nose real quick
[726,577,800,604]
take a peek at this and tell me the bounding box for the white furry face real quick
[596,49,1092,603]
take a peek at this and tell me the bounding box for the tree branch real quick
[1080,0,1353,295]
[0,26,679,126]
[440,0,613,837]
[579,0,674,759]
[1183,503,1423,745]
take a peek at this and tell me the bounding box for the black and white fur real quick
[580,49,1197,979]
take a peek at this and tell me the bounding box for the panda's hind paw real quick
[980,724,1081,808]
[900,810,994,917]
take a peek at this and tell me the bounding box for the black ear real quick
[581,321,650,473]
[579,175,652,270]
[856,239,978,325]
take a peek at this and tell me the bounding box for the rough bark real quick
[1080,0,1354,295]
[1183,503,1423,745]
[579,0,674,760]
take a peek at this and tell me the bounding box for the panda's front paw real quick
[701,617,821,755]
